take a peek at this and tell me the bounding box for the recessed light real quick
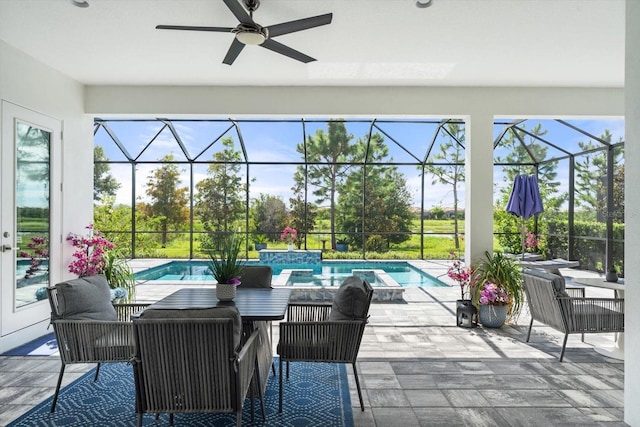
[416,0,433,8]
[70,0,89,8]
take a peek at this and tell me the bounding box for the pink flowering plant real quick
[19,235,49,279]
[447,251,471,299]
[280,227,297,245]
[479,282,511,306]
[66,224,115,277]
[525,231,540,252]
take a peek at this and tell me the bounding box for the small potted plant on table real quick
[207,233,243,301]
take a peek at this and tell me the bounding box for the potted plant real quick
[476,282,511,328]
[448,251,476,327]
[336,237,349,252]
[253,234,268,251]
[207,233,244,301]
[470,251,523,326]
[606,264,619,282]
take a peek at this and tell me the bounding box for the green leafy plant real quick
[102,251,136,300]
[470,251,523,322]
[207,233,244,284]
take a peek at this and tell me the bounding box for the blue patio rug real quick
[8,359,353,427]
[2,333,58,356]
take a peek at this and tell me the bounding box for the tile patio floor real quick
[0,262,627,426]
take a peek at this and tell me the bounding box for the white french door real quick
[1,101,61,351]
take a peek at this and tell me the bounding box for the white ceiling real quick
[0,0,625,87]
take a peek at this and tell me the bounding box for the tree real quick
[142,154,189,247]
[338,132,413,250]
[94,145,121,203]
[288,197,318,249]
[194,137,246,247]
[423,123,465,248]
[252,194,288,241]
[574,130,624,221]
[294,120,355,249]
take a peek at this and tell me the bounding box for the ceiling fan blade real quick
[260,39,315,63]
[223,0,254,25]
[265,13,332,38]
[156,25,234,33]
[223,38,246,65]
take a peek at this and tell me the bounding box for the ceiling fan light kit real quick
[233,25,267,45]
[155,0,332,65]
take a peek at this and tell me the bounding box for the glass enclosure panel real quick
[15,121,50,308]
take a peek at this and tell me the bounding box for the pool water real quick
[134,260,446,288]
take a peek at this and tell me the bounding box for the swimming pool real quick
[134,260,447,288]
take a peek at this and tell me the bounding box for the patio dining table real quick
[141,287,292,321]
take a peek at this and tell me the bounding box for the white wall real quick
[0,41,93,348]
[625,1,640,425]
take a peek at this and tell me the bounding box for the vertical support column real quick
[625,1,640,425]
[464,113,495,265]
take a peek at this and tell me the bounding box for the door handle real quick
[2,245,17,253]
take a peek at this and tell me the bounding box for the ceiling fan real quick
[156,0,332,65]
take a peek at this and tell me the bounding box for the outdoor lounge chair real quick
[132,307,262,427]
[277,276,374,412]
[522,269,624,361]
[47,275,149,412]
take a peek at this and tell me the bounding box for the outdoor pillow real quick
[140,306,242,350]
[328,276,370,321]
[54,275,118,321]
[238,265,273,288]
[524,269,569,297]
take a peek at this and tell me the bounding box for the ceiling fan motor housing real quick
[244,0,260,12]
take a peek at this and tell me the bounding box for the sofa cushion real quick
[328,276,370,321]
[140,306,243,350]
[54,275,118,321]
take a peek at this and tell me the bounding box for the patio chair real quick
[277,276,374,413]
[47,274,149,412]
[132,307,262,427]
[522,269,624,361]
[238,265,276,380]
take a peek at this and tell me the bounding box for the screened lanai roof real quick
[94,117,625,166]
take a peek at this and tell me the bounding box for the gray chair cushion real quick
[140,306,243,349]
[328,276,370,321]
[54,275,118,321]
[238,265,273,288]
[524,269,568,297]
